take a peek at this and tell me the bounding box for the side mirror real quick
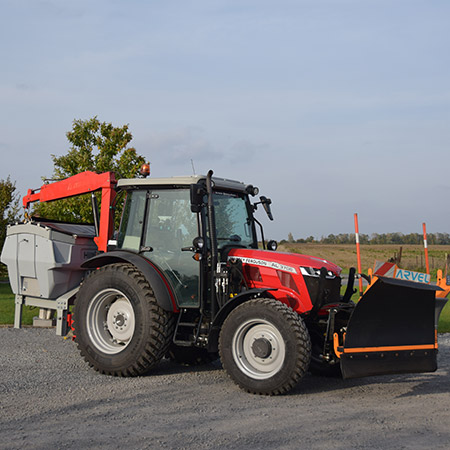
[260,196,273,221]
[190,183,205,213]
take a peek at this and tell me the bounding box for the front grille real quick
[303,275,341,306]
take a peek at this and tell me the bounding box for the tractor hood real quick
[227,248,342,276]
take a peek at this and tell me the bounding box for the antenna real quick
[191,159,196,175]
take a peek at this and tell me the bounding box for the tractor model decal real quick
[229,256,297,274]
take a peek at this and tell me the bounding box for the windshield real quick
[213,191,257,250]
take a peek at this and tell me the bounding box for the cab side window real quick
[144,189,200,307]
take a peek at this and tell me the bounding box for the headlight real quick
[300,266,336,278]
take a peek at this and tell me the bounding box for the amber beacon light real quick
[140,162,151,177]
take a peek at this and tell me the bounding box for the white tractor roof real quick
[117,175,248,193]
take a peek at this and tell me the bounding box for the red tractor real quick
[1,169,446,394]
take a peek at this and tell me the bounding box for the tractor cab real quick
[115,173,264,310]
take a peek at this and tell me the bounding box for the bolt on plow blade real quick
[339,276,446,380]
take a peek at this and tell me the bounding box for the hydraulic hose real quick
[206,170,218,319]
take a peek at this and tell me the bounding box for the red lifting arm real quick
[23,171,117,252]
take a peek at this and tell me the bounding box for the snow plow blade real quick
[339,277,445,379]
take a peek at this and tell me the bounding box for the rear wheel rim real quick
[232,319,286,380]
[86,288,136,354]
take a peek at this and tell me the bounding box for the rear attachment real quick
[335,276,445,379]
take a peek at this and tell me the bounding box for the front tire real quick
[219,298,311,395]
[74,263,174,376]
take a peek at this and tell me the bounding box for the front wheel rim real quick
[86,288,136,355]
[232,319,286,380]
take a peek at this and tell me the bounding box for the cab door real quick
[142,189,200,307]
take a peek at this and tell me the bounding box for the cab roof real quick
[117,175,248,193]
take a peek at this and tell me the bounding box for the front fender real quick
[207,288,276,352]
[81,250,177,312]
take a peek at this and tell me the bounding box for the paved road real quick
[1,328,450,449]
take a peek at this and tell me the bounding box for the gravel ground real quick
[1,328,450,450]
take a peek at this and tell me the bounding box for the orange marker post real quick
[354,213,363,297]
[423,222,430,275]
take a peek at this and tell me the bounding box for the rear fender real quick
[207,288,276,352]
[337,276,444,379]
[81,251,177,312]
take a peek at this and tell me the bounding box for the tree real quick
[33,117,146,225]
[323,234,336,244]
[359,233,370,244]
[0,177,20,275]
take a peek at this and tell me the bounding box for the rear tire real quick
[219,298,311,395]
[74,263,174,376]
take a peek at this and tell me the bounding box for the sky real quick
[1,0,449,241]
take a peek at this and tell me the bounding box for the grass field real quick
[1,243,450,331]
[440,303,450,332]
[0,282,39,325]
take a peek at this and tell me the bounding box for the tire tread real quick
[74,263,175,377]
[219,298,311,395]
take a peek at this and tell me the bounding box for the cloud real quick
[137,127,271,178]
[228,140,269,163]
[143,127,222,166]
[15,83,35,91]
[29,0,86,19]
